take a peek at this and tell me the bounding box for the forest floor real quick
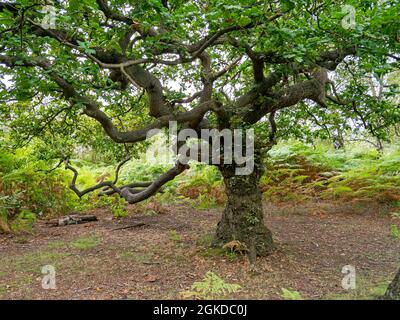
[1,200,400,300]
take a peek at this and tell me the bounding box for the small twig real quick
[112,223,146,231]
[112,155,131,184]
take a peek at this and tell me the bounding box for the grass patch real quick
[118,249,157,264]
[196,233,214,247]
[47,240,67,249]
[390,224,400,240]
[70,236,99,250]
[118,249,135,259]
[14,236,29,244]
[0,286,7,298]
[168,230,182,242]
[327,276,389,300]
[199,247,239,262]
[1,251,69,274]
[196,233,241,262]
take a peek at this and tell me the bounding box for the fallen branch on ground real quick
[46,214,98,227]
[112,222,146,231]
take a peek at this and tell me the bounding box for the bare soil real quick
[0,200,399,300]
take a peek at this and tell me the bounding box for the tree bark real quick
[214,163,275,257]
[383,267,400,300]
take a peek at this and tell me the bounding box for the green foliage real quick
[168,230,182,242]
[390,224,400,240]
[331,186,354,197]
[196,236,240,262]
[153,189,186,204]
[192,194,220,210]
[47,241,66,249]
[97,194,128,218]
[0,144,83,232]
[0,206,10,233]
[263,141,400,203]
[180,272,241,299]
[176,165,225,208]
[121,160,169,184]
[281,288,303,300]
[10,209,36,233]
[111,199,128,218]
[328,276,390,300]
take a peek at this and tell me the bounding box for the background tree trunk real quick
[214,163,275,257]
[383,267,400,300]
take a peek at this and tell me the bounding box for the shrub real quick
[0,146,82,232]
[262,141,400,203]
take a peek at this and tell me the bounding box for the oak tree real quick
[0,0,399,256]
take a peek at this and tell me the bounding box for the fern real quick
[180,272,241,299]
[263,141,400,202]
[281,288,303,300]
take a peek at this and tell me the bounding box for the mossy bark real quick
[383,267,400,300]
[214,164,275,257]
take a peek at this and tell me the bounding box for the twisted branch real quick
[64,158,122,198]
[64,156,189,204]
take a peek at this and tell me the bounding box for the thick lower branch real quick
[120,162,189,203]
[99,182,152,196]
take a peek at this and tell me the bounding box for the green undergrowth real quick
[2,139,400,234]
[326,276,390,300]
[263,141,400,203]
[0,144,86,233]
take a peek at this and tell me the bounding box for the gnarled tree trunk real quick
[214,163,275,257]
[383,267,400,300]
